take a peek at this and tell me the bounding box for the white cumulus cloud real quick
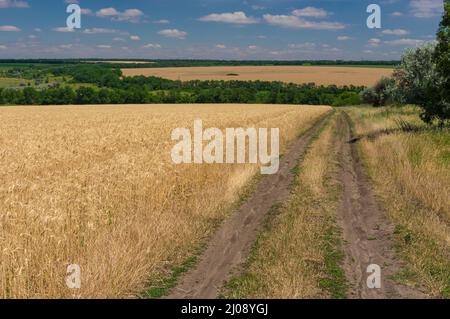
[0,0,29,9]
[154,19,169,24]
[263,14,344,30]
[288,42,317,50]
[96,7,144,22]
[367,38,381,47]
[199,11,259,24]
[0,25,20,31]
[53,26,75,32]
[81,8,93,16]
[96,45,112,49]
[83,28,116,34]
[384,38,425,46]
[143,43,162,49]
[158,29,187,39]
[382,29,410,36]
[292,7,330,18]
[410,0,443,18]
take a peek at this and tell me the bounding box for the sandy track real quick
[122,66,393,87]
[335,112,426,299]
[166,113,332,299]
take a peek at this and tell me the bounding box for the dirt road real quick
[166,110,426,299]
[335,112,425,299]
[166,113,332,299]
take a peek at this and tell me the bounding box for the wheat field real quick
[0,104,330,298]
[121,66,393,87]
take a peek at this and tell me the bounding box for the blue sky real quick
[0,0,444,60]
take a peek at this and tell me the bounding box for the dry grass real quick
[121,66,393,87]
[224,113,346,299]
[346,106,450,297]
[0,104,330,298]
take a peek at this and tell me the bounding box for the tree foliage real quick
[0,65,364,106]
[392,43,442,107]
[360,77,396,107]
[431,0,450,124]
[362,1,450,125]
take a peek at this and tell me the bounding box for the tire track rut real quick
[335,111,426,299]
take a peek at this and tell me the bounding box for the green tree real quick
[332,91,361,106]
[76,87,98,104]
[22,87,40,105]
[392,44,439,106]
[432,0,450,124]
[255,91,272,104]
[390,42,449,123]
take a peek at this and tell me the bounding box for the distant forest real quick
[0,63,364,106]
[0,59,398,69]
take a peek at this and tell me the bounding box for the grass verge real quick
[345,105,450,298]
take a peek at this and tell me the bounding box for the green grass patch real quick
[141,255,199,299]
[393,223,450,298]
[0,77,31,88]
[319,226,347,299]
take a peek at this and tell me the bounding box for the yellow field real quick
[0,104,330,298]
[121,66,393,87]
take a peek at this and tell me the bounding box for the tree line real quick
[0,81,362,106]
[0,64,363,106]
[0,59,399,69]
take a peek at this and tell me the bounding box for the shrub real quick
[392,43,442,107]
[389,2,450,125]
[360,77,395,107]
[332,91,361,106]
[360,87,378,106]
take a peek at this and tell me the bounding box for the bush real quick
[360,87,378,106]
[392,43,442,107]
[332,91,361,106]
[360,77,395,107]
[387,2,450,125]
[363,20,450,125]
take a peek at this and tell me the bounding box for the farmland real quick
[0,57,448,300]
[121,66,393,87]
[0,104,330,298]
[0,63,365,106]
[1,0,449,306]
